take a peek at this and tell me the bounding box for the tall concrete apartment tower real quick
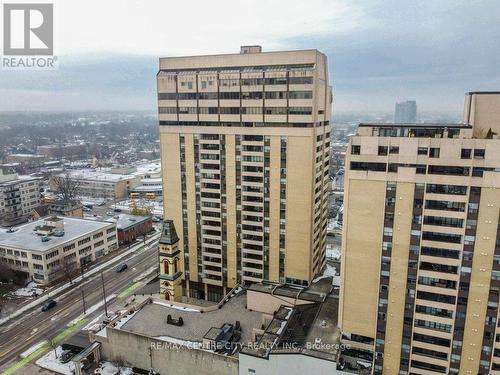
[339,92,500,374]
[157,46,332,302]
[395,100,417,123]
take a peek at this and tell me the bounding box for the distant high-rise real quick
[395,100,417,123]
[340,92,500,374]
[157,46,332,302]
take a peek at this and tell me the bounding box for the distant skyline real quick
[0,0,499,113]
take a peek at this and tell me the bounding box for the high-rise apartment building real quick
[0,171,41,227]
[157,46,332,302]
[395,100,417,123]
[339,92,500,374]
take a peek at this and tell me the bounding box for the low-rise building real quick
[50,170,141,199]
[0,172,41,227]
[87,257,347,375]
[0,216,118,284]
[106,214,152,245]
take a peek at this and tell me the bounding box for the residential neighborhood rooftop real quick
[0,216,114,252]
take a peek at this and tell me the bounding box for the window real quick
[428,165,470,176]
[474,149,485,159]
[389,146,399,154]
[461,148,472,159]
[417,147,428,155]
[350,162,386,172]
[378,146,388,156]
[351,145,361,155]
[429,148,440,158]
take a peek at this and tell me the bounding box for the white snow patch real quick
[94,361,132,375]
[276,320,287,335]
[20,340,46,358]
[10,281,43,297]
[82,313,104,331]
[113,310,138,329]
[36,346,76,375]
[312,264,338,285]
[326,244,341,260]
[95,327,108,338]
[152,300,200,312]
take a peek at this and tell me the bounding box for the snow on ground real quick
[114,310,138,329]
[10,282,43,298]
[0,231,160,326]
[36,346,75,375]
[20,341,47,358]
[326,243,341,260]
[312,264,339,285]
[153,300,200,312]
[67,294,116,327]
[94,361,133,375]
[82,313,104,331]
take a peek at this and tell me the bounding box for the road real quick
[0,241,159,372]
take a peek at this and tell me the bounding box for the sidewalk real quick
[0,232,160,326]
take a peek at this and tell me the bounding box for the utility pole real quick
[81,290,86,315]
[101,272,108,317]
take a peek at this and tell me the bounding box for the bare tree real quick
[51,174,80,201]
[0,262,16,283]
[61,256,78,284]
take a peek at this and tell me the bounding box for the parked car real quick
[116,263,128,273]
[113,208,122,212]
[41,299,57,312]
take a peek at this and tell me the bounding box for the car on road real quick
[113,208,122,212]
[41,299,57,312]
[116,263,128,273]
[106,211,113,215]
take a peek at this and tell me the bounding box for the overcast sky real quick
[1,0,499,114]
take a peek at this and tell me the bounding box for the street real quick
[0,241,159,373]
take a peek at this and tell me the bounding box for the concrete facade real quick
[339,92,500,375]
[0,216,118,284]
[0,172,41,227]
[158,46,332,302]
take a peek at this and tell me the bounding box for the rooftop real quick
[358,122,470,128]
[242,295,340,361]
[0,216,114,252]
[248,275,334,303]
[106,214,151,231]
[118,292,261,347]
[63,169,138,182]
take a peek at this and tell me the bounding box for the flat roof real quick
[248,276,333,303]
[0,216,114,252]
[467,91,500,95]
[119,293,261,346]
[242,295,340,361]
[106,214,151,231]
[358,122,470,128]
[63,170,138,182]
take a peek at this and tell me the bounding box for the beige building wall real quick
[460,187,500,374]
[158,47,331,299]
[340,115,500,374]
[383,182,414,373]
[464,92,500,138]
[340,178,385,338]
